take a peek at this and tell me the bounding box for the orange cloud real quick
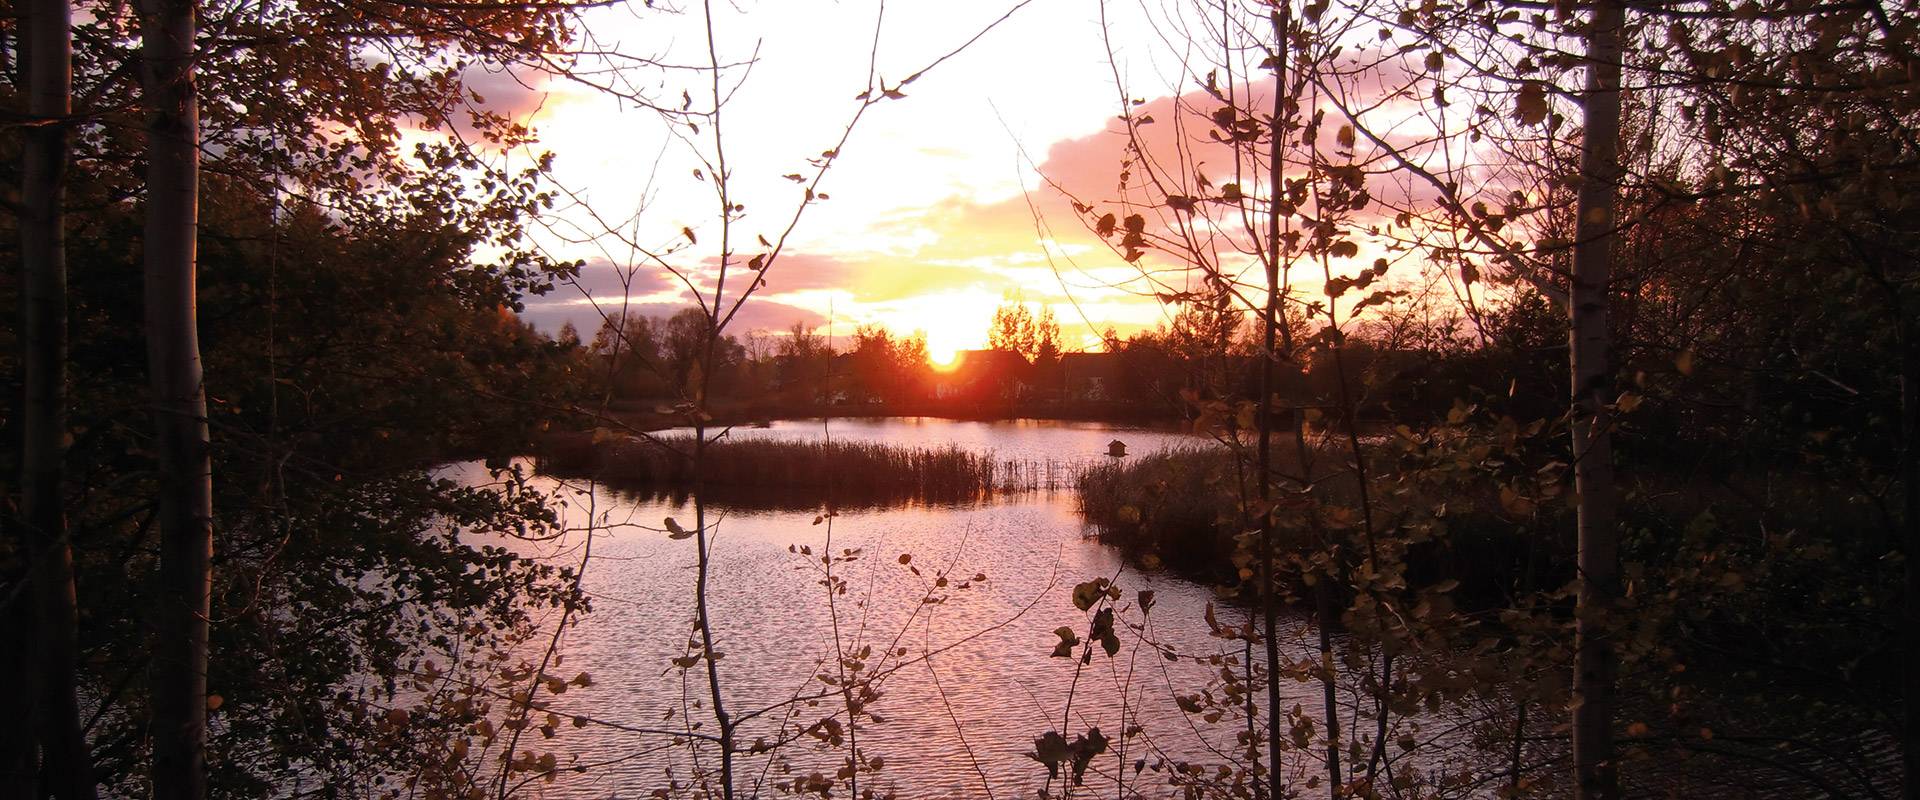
[852,73,1475,336]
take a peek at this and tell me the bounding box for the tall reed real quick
[535,431,1073,505]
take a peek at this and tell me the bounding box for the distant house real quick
[933,349,1031,401]
[1059,351,1125,401]
[828,352,862,403]
[1302,345,1428,414]
[1095,344,1296,411]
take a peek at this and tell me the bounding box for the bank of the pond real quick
[602,398,1182,433]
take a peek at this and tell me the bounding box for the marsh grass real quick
[535,431,1084,506]
[1075,440,1553,602]
[1076,446,1249,578]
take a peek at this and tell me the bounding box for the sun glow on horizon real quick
[922,326,978,368]
[928,348,963,372]
[865,288,1000,367]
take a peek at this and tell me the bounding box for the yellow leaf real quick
[1499,486,1536,516]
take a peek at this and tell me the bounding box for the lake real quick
[456,418,1351,798]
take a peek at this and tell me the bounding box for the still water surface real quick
[466,419,1341,798]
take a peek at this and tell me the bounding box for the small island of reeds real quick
[535,430,1084,507]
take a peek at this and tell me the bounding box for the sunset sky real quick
[491,0,1270,361]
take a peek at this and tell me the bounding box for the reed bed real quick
[535,431,1088,505]
[1075,441,1556,602]
[1075,446,1246,577]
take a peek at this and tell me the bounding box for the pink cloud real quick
[520,292,827,339]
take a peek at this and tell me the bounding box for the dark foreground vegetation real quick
[1072,402,1905,795]
[0,0,606,795]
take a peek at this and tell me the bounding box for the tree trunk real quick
[17,0,97,792]
[1569,1,1624,797]
[1900,319,1918,800]
[1258,10,1291,798]
[138,0,211,795]
[0,548,38,799]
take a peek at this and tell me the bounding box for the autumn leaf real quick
[1499,485,1536,516]
[664,517,695,540]
[1050,627,1079,658]
[1515,82,1549,126]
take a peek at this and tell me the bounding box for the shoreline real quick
[603,399,1188,433]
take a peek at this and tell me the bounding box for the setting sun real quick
[863,288,1003,366]
[928,348,962,372]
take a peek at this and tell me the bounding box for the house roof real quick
[1060,350,1124,378]
[953,349,1029,371]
